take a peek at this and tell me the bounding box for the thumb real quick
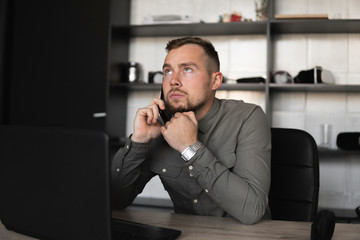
[182,111,197,126]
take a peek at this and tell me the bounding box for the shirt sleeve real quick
[187,106,271,224]
[110,137,155,209]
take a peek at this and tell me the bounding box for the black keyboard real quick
[112,229,153,240]
[111,218,181,240]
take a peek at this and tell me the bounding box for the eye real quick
[164,69,173,75]
[184,67,193,73]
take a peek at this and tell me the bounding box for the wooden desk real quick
[1,210,359,239]
[0,221,34,240]
[112,210,360,240]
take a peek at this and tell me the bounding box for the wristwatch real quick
[181,141,203,162]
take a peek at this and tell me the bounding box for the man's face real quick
[162,44,219,118]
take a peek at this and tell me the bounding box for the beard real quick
[165,85,213,116]
[168,103,197,115]
[167,96,206,115]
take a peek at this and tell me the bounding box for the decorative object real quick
[254,0,268,21]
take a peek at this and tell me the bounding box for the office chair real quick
[269,128,320,222]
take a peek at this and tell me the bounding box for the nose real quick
[170,72,182,87]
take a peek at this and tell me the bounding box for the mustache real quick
[168,88,187,95]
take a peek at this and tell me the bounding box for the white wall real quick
[121,0,360,211]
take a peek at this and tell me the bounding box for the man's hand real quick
[131,98,165,143]
[161,111,198,153]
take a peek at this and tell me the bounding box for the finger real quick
[173,112,183,119]
[182,111,197,125]
[160,125,167,135]
[150,97,165,110]
[151,104,160,124]
[165,119,172,128]
[145,108,154,124]
[147,103,163,125]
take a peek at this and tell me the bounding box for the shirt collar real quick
[198,98,220,133]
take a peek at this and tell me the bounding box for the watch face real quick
[153,72,163,84]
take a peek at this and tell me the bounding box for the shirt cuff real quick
[123,135,150,157]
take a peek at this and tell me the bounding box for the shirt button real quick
[162,168,167,173]
[193,199,198,204]
[205,189,209,193]
[126,145,129,149]
[116,168,120,172]
[188,165,193,170]
[189,173,193,177]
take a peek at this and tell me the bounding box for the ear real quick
[211,72,223,90]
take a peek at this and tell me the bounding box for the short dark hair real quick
[165,37,220,74]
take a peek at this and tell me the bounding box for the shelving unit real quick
[112,19,360,37]
[111,21,268,37]
[270,19,360,34]
[318,147,360,158]
[110,0,360,143]
[110,82,266,91]
[269,84,360,92]
[107,0,360,214]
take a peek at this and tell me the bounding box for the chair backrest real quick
[269,128,319,222]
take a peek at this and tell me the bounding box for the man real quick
[111,37,271,224]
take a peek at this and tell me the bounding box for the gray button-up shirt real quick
[111,98,271,224]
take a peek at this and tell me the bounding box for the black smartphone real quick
[158,88,171,125]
